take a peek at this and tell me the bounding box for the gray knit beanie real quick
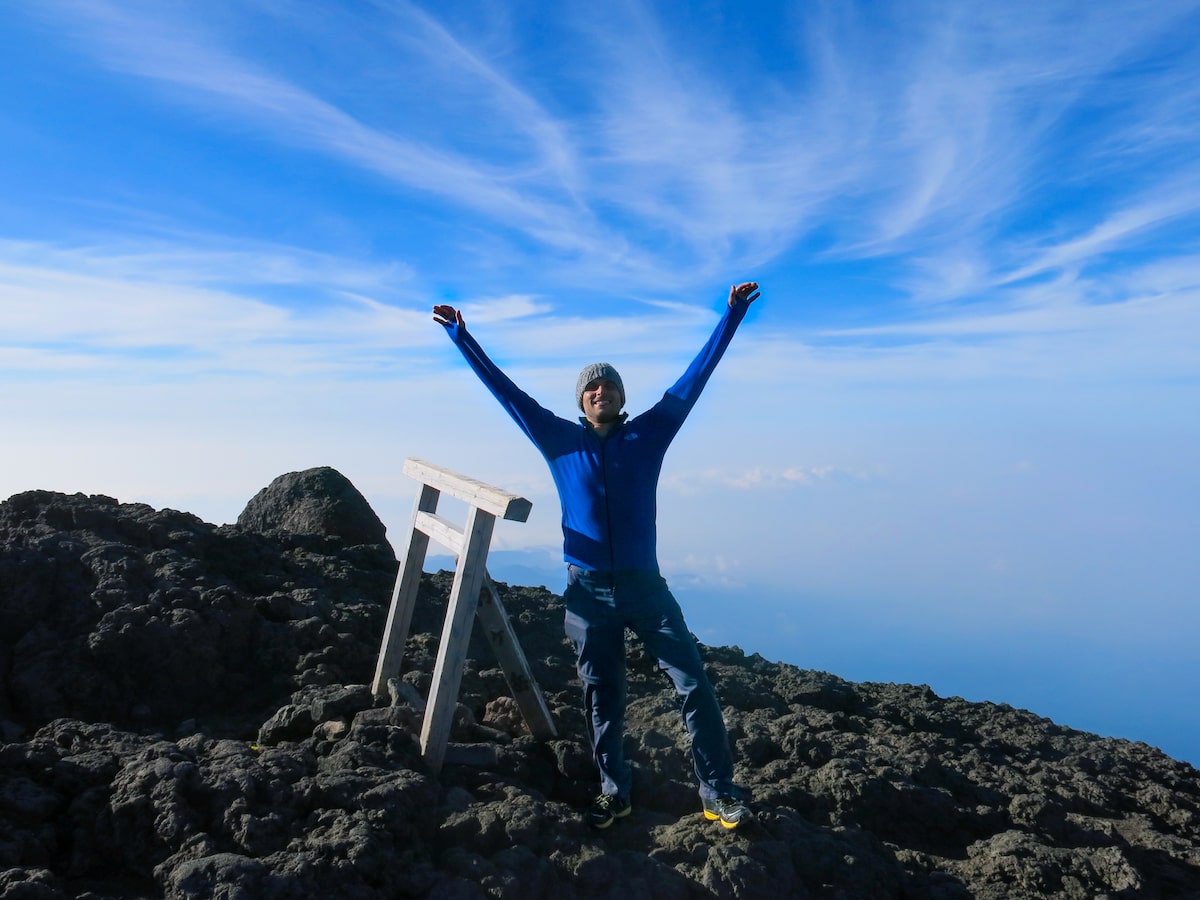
[576,362,625,410]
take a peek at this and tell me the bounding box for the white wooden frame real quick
[371,458,556,772]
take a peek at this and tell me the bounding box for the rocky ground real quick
[2,469,1198,898]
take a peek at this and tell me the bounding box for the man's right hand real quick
[432,305,465,328]
[728,282,760,307]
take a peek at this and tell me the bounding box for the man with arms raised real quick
[433,281,760,829]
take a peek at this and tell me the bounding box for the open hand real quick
[432,304,465,327]
[728,282,760,307]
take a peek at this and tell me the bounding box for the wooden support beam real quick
[478,573,557,739]
[371,483,439,696]
[420,504,496,773]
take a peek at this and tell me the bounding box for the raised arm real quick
[432,304,562,448]
[653,281,761,425]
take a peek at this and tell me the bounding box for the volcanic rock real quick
[1,480,1198,898]
[236,466,388,546]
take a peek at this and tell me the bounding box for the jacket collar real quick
[579,411,629,439]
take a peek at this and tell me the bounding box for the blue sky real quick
[3,1,1198,764]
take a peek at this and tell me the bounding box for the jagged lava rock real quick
[1,481,1199,899]
[0,481,396,734]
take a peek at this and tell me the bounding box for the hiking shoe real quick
[585,793,631,829]
[703,796,752,830]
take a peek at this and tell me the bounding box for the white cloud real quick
[461,294,553,324]
[662,465,852,493]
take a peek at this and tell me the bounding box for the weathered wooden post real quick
[372,458,556,773]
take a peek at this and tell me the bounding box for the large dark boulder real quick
[237,467,389,547]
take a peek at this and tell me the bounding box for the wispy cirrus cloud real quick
[0,238,433,376]
[37,1,609,251]
[18,1,1200,338]
[998,187,1200,287]
[802,2,1200,277]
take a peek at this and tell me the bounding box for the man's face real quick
[582,378,623,424]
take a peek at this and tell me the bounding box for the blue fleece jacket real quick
[441,301,750,572]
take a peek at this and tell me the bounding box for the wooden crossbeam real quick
[403,458,532,522]
[413,509,464,554]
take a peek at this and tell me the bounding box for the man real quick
[432,281,760,829]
